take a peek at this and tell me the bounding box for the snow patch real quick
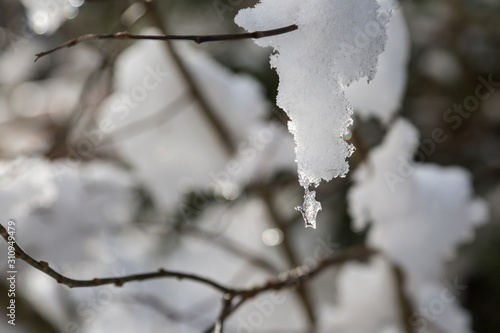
[236,0,390,227]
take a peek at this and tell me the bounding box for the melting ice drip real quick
[295,187,322,229]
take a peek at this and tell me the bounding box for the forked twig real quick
[0,223,376,332]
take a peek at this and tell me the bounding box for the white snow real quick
[0,158,137,261]
[319,258,402,333]
[347,118,489,332]
[236,0,390,227]
[348,118,488,280]
[0,158,303,332]
[345,0,411,124]
[96,34,284,211]
[0,2,491,332]
[20,0,82,35]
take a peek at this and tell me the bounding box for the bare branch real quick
[99,92,189,147]
[0,224,233,293]
[261,190,317,328]
[0,222,376,332]
[392,264,417,333]
[213,294,233,333]
[144,4,238,155]
[34,24,298,62]
[234,245,377,298]
[203,245,378,332]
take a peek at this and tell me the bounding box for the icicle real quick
[295,187,322,229]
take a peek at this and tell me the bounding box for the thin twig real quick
[237,245,376,298]
[203,245,378,332]
[34,24,298,62]
[392,265,416,333]
[213,294,233,333]
[45,56,115,160]
[202,296,247,333]
[0,222,376,331]
[0,224,233,293]
[144,4,238,154]
[261,190,317,330]
[99,92,189,147]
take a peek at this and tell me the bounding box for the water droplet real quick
[342,130,352,141]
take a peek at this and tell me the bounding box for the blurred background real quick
[0,0,499,332]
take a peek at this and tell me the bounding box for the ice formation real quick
[236,0,390,228]
[295,188,322,228]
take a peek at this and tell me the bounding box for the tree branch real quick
[99,92,189,147]
[392,264,417,333]
[0,224,233,293]
[34,24,298,62]
[203,245,378,332]
[144,4,238,155]
[261,190,317,330]
[213,294,233,333]
[0,222,376,332]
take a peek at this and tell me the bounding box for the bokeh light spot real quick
[262,228,284,246]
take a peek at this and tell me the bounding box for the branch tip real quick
[33,24,298,61]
